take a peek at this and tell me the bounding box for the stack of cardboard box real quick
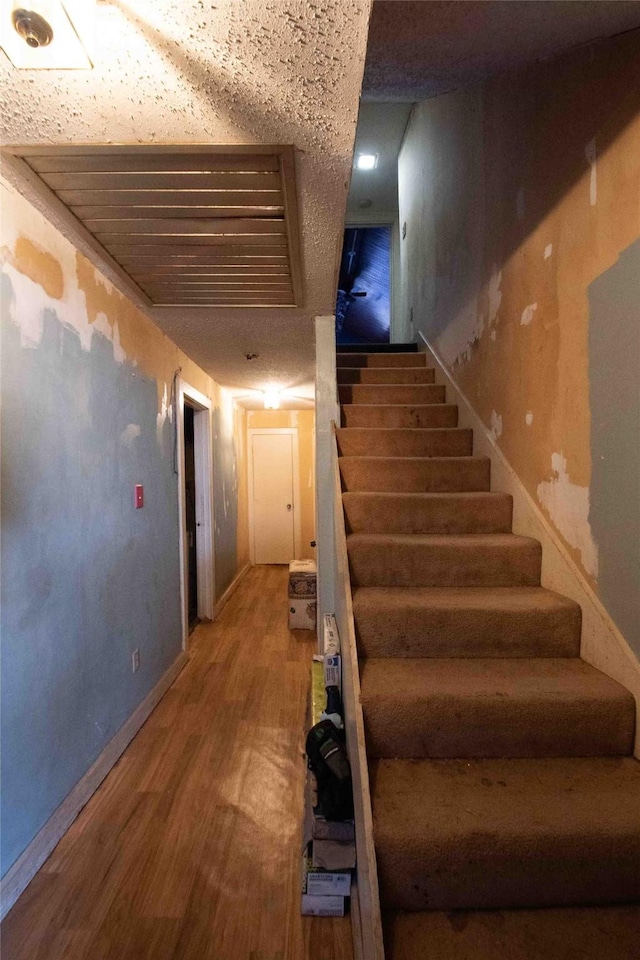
[301,616,355,917]
[288,560,317,630]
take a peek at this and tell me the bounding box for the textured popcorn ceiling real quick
[0,0,372,393]
[363,1,640,101]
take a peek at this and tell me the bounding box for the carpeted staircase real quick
[337,345,640,958]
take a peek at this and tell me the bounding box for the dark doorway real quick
[183,404,198,632]
[336,226,391,344]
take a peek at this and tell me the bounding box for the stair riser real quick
[340,458,490,493]
[337,368,435,384]
[363,698,635,759]
[343,493,512,534]
[339,384,445,405]
[348,540,542,587]
[336,353,427,368]
[337,428,472,458]
[354,605,581,659]
[376,844,640,912]
[341,405,458,428]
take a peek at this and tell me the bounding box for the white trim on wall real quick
[177,380,215,649]
[0,652,188,921]
[247,427,301,564]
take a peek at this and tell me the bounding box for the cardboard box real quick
[289,599,316,630]
[300,894,345,917]
[312,838,356,871]
[312,816,355,842]
[302,853,351,898]
[288,560,317,599]
[323,613,340,656]
[324,653,341,689]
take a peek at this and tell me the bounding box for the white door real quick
[251,433,295,564]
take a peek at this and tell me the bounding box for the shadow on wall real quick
[588,239,640,657]
[406,29,640,355]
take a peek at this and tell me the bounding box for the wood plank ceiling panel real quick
[1,145,304,308]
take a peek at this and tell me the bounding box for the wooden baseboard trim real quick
[0,651,189,920]
[420,331,640,756]
[214,562,251,617]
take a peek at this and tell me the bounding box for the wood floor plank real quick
[1,567,351,960]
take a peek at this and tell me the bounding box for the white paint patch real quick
[490,330,497,341]
[490,410,503,440]
[585,138,597,206]
[544,244,553,260]
[516,187,525,221]
[119,424,141,447]
[525,411,534,426]
[157,381,169,444]
[488,267,502,325]
[521,303,538,326]
[537,452,599,578]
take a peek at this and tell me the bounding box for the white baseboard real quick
[0,651,189,920]
[420,331,640,756]
[214,562,251,617]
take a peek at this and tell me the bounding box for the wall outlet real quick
[131,649,140,673]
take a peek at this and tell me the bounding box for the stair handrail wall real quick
[330,420,385,960]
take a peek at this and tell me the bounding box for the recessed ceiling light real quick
[356,153,378,171]
[263,390,281,410]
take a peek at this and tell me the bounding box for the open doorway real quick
[178,381,214,649]
[336,225,391,344]
[183,404,198,631]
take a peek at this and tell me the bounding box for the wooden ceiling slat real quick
[130,264,289,273]
[100,235,288,248]
[39,172,282,191]
[72,205,285,219]
[3,144,303,308]
[27,154,280,174]
[113,250,289,262]
[89,218,286,236]
[57,189,283,206]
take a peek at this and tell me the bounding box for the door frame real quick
[247,427,301,565]
[177,379,215,650]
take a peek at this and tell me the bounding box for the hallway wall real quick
[0,179,249,878]
[246,408,316,561]
[398,29,640,657]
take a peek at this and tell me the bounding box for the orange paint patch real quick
[12,237,64,300]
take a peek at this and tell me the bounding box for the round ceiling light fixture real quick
[12,8,54,48]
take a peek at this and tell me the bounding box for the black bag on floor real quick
[306,719,354,821]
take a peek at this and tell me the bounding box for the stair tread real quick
[339,455,484,462]
[383,905,640,960]
[348,532,538,546]
[361,656,632,703]
[372,756,640,838]
[343,490,509,499]
[353,584,580,612]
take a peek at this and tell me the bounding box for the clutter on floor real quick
[288,559,317,630]
[301,614,355,918]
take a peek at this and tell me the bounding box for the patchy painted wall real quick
[247,409,316,561]
[0,180,248,877]
[398,29,640,655]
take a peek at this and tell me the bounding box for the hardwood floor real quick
[2,566,353,960]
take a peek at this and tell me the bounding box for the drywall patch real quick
[544,244,553,260]
[525,411,534,426]
[488,267,502,325]
[537,452,598,579]
[490,410,503,440]
[11,237,64,300]
[588,239,640,655]
[585,138,597,206]
[521,302,538,326]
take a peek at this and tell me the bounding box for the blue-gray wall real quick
[589,239,640,657]
[1,275,183,877]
